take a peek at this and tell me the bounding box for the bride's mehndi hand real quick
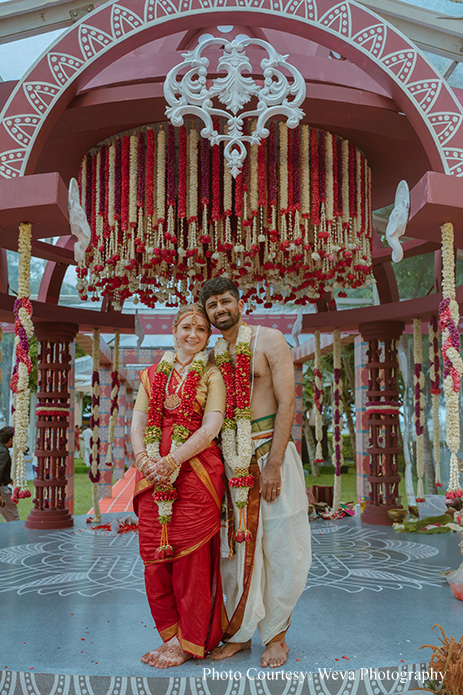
[153,456,176,484]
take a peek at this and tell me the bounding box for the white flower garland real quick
[332,328,343,513]
[413,318,425,500]
[314,330,323,464]
[215,325,253,508]
[12,223,34,495]
[146,350,208,518]
[440,223,463,500]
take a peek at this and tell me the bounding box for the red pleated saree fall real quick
[133,365,226,658]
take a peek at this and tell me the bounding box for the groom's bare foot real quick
[149,637,192,668]
[261,639,289,668]
[141,642,168,663]
[209,640,251,660]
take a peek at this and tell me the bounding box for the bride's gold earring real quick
[173,336,180,350]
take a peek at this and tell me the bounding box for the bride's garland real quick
[144,350,208,558]
[215,325,254,543]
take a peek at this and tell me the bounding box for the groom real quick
[200,277,311,668]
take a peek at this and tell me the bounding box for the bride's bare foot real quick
[209,640,251,660]
[149,637,192,668]
[261,639,289,668]
[141,642,167,663]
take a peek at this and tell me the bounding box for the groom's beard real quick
[210,308,240,331]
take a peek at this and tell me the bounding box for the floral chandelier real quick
[76,120,373,308]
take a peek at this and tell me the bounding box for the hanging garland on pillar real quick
[77,122,374,308]
[413,318,425,502]
[429,315,442,487]
[314,330,323,465]
[10,223,33,503]
[332,328,343,512]
[90,328,101,522]
[105,330,120,467]
[439,223,463,502]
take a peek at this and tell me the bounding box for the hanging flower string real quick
[331,328,343,513]
[89,328,101,523]
[105,330,120,467]
[144,350,208,558]
[77,122,373,309]
[429,315,442,487]
[439,223,463,502]
[215,325,254,543]
[314,330,323,465]
[413,318,425,502]
[10,223,33,503]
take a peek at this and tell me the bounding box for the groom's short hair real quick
[200,278,240,306]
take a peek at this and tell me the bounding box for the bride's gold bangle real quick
[166,453,179,471]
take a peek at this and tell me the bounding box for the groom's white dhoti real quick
[221,415,312,645]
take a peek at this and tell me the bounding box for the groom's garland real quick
[144,350,208,558]
[215,325,254,543]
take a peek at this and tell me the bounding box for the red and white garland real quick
[215,325,254,542]
[429,315,442,487]
[10,223,33,503]
[144,350,208,558]
[77,122,373,309]
[90,328,101,522]
[105,330,120,467]
[413,318,425,502]
[331,328,343,512]
[439,223,463,502]
[314,330,323,465]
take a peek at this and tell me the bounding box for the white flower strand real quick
[215,325,253,508]
[332,328,343,513]
[314,330,323,463]
[12,223,34,494]
[441,223,463,497]
[413,318,425,500]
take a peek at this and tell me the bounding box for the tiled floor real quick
[0,511,461,694]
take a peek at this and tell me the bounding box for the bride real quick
[131,303,226,668]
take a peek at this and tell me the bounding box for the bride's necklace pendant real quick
[164,393,182,410]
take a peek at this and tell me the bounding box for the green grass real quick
[305,463,447,506]
[1,457,95,523]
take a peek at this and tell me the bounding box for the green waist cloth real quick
[251,414,276,433]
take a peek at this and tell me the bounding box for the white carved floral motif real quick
[164,37,306,177]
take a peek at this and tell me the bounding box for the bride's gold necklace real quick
[175,356,194,374]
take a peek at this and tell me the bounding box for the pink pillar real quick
[26,322,78,529]
[292,363,303,455]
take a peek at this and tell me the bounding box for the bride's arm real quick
[130,409,159,484]
[154,411,224,483]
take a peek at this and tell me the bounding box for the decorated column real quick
[360,321,404,526]
[112,379,127,481]
[26,322,78,530]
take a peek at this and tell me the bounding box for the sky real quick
[0,0,462,82]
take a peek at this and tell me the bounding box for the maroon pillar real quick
[359,321,404,526]
[25,322,78,530]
